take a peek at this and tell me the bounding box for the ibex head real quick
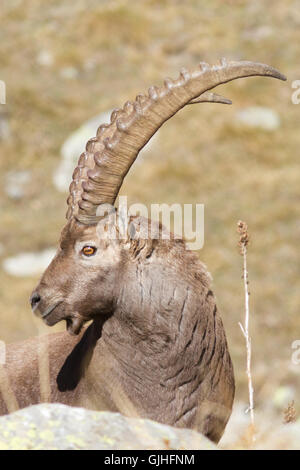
[30,60,286,335]
[30,219,123,334]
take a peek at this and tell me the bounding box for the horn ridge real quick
[66,60,286,223]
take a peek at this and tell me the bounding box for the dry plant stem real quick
[239,243,255,433]
[283,401,297,424]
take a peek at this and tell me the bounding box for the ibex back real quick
[0,60,286,443]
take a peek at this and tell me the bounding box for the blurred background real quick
[0,0,299,448]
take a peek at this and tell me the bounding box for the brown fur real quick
[0,216,234,443]
[0,61,286,443]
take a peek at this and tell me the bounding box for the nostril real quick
[30,293,41,310]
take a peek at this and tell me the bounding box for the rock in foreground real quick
[0,404,217,450]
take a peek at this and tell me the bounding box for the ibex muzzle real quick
[24,60,287,442]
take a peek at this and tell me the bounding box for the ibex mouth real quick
[38,300,85,335]
[41,301,62,320]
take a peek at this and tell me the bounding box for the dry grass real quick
[0,0,299,448]
[237,221,255,444]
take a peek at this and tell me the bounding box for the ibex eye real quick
[82,246,97,257]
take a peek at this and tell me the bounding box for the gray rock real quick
[235,106,281,131]
[53,112,110,192]
[2,248,56,277]
[0,404,217,450]
[36,50,54,67]
[4,170,31,200]
[53,112,159,192]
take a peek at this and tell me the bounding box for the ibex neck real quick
[96,258,218,427]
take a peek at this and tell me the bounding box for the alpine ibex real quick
[0,60,286,443]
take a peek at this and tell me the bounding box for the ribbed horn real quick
[66,59,286,224]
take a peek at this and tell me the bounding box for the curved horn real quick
[67,59,286,224]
